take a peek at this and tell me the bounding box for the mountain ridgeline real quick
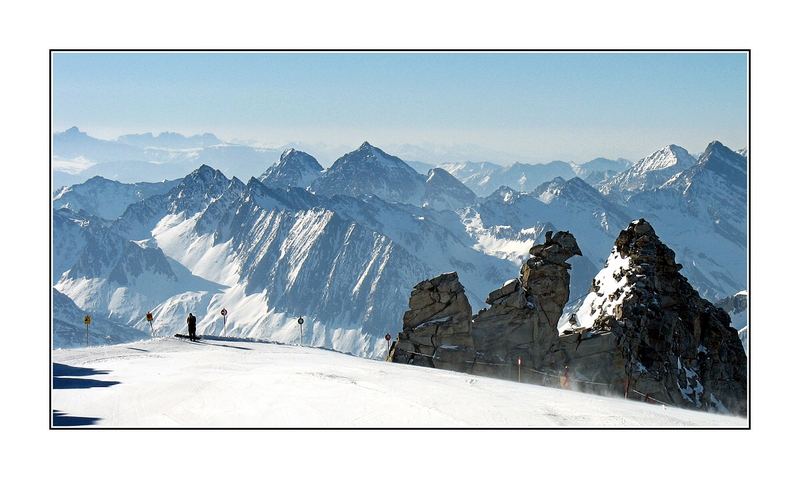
[52,137,747,369]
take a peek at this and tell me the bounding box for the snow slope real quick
[51,337,745,427]
[53,176,180,220]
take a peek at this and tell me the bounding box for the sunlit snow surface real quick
[52,337,745,428]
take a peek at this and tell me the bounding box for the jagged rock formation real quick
[392,272,475,372]
[472,231,582,380]
[393,231,582,382]
[393,220,747,416]
[571,219,747,414]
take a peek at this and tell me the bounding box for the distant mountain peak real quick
[310,143,426,204]
[486,185,521,204]
[598,144,696,196]
[702,140,736,158]
[116,131,224,149]
[59,126,88,138]
[259,148,323,189]
[186,164,227,184]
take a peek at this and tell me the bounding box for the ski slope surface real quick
[52,337,746,428]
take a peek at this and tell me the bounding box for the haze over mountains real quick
[52,128,747,358]
[52,127,631,189]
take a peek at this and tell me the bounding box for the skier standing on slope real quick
[187,313,198,342]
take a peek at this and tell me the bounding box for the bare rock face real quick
[392,272,475,372]
[522,231,582,369]
[576,219,747,414]
[471,231,582,381]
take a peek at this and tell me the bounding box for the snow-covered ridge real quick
[598,144,696,197]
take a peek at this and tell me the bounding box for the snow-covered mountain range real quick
[52,138,747,358]
[441,157,631,196]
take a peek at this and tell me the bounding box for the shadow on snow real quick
[52,362,121,427]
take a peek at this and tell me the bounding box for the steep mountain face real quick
[659,141,747,247]
[115,165,246,240]
[599,145,696,198]
[55,165,515,356]
[117,132,223,149]
[53,288,147,349]
[311,142,426,204]
[53,206,223,332]
[308,142,478,212]
[53,176,180,220]
[258,148,324,188]
[620,141,747,299]
[570,220,747,414]
[421,168,477,210]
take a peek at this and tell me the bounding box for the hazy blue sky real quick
[52,52,747,163]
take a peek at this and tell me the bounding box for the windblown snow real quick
[51,338,745,428]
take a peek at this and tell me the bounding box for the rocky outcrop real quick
[393,231,582,382]
[392,220,747,416]
[392,272,475,372]
[573,219,747,414]
[472,231,582,381]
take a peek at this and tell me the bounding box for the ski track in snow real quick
[52,337,746,428]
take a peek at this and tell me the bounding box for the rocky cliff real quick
[392,220,747,416]
[471,231,582,381]
[573,219,747,414]
[391,272,475,372]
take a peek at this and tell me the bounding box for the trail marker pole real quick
[221,308,228,336]
[146,312,154,336]
[297,317,304,346]
[83,315,92,347]
[517,357,522,383]
[385,333,392,359]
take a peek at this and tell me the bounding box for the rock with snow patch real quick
[570,219,747,414]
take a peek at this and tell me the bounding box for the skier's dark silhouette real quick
[187,313,197,341]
